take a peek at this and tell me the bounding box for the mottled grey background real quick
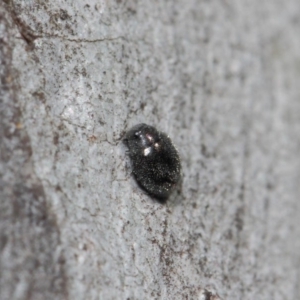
[1,0,300,299]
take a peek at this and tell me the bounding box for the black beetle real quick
[123,124,181,201]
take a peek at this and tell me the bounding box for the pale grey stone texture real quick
[1,0,300,299]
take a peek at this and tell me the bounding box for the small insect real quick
[123,123,181,201]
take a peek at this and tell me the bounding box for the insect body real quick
[123,124,181,201]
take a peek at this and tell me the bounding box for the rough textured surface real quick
[0,0,300,299]
[0,5,67,300]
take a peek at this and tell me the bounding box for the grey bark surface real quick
[1,0,300,299]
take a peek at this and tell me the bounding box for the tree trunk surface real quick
[1,1,300,299]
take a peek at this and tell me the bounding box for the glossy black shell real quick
[123,124,181,200]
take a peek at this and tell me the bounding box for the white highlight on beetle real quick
[146,133,154,142]
[143,147,152,156]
